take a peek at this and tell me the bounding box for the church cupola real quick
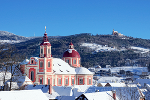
[69,42,74,49]
[39,26,52,58]
[62,42,81,67]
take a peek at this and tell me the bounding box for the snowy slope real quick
[80,43,125,53]
[0,31,30,44]
[130,46,150,53]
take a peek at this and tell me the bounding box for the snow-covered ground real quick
[95,66,148,75]
[0,40,25,44]
[130,46,150,53]
[80,43,126,53]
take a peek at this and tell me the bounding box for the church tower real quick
[39,26,51,58]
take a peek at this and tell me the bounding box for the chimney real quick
[112,90,116,100]
[49,85,52,94]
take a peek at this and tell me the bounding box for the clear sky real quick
[0,0,150,39]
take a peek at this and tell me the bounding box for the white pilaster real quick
[85,75,87,85]
[62,75,64,86]
[69,75,71,85]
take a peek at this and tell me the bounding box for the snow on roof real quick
[75,67,93,75]
[0,89,49,100]
[44,89,60,99]
[25,85,49,93]
[20,59,29,65]
[53,86,73,96]
[83,91,116,100]
[108,83,126,87]
[56,96,76,100]
[53,58,76,74]
[33,57,39,62]
[17,76,33,87]
[97,76,124,83]
[134,79,150,87]
[73,85,91,92]
[85,86,141,100]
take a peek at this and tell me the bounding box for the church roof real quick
[63,49,80,58]
[53,58,76,74]
[75,67,93,75]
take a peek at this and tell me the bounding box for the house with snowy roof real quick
[0,89,49,100]
[20,28,93,94]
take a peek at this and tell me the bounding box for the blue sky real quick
[0,0,150,39]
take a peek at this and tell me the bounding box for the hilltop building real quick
[112,29,123,36]
[20,28,93,93]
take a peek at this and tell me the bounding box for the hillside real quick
[0,31,30,43]
[1,31,150,69]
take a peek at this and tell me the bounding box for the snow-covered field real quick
[0,40,24,44]
[96,66,148,75]
[80,43,118,52]
[130,46,150,53]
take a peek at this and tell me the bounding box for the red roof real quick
[63,49,80,58]
[40,42,51,46]
[69,42,73,45]
[40,32,51,46]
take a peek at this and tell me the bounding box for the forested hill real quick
[10,33,150,69]
[0,31,149,68]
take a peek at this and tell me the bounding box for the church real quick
[20,28,93,93]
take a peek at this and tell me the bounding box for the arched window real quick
[41,48,43,54]
[48,62,50,67]
[31,71,34,81]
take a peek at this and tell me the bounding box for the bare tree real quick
[0,43,25,90]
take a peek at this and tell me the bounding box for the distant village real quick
[0,29,149,100]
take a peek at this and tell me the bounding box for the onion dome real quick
[63,42,80,58]
[40,26,51,46]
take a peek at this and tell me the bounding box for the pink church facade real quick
[20,30,93,93]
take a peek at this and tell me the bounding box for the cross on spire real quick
[45,26,46,33]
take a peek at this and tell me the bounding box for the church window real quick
[41,48,43,54]
[48,62,50,67]
[48,48,50,54]
[66,59,69,64]
[31,71,34,81]
[79,78,83,84]
[31,60,33,64]
[40,78,42,84]
[58,78,61,85]
[65,78,68,85]
[89,78,91,84]
[48,79,50,85]
[73,59,76,64]
[72,78,74,85]
[40,61,43,67]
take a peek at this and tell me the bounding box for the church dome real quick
[63,49,80,58]
[63,42,80,58]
